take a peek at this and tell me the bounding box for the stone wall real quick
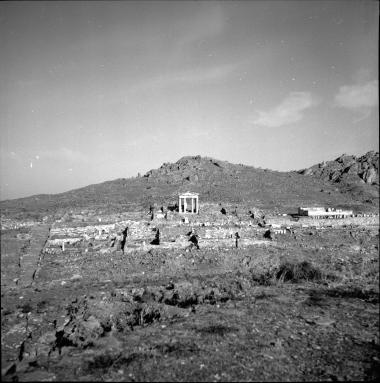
[42,208,379,255]
[1,218,37,230]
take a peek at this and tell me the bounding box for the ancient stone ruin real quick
[178,191,199,214]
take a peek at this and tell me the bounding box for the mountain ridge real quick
[298,151,379,185]
[1,152,378,219]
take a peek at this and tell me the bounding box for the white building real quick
[298,207,353,219]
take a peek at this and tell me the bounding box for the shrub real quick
[275,261,323,283]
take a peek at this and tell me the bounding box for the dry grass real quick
[275,260,323,283]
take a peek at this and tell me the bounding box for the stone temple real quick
[178,192,199,214]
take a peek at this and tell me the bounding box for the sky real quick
[0,0,378,200]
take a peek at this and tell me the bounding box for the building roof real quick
[299,207,325,210]
[179,191,199,197]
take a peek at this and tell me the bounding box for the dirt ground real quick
[1,222,379,381]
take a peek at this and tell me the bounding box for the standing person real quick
[189,232,200,250]
[151,228,160,245]
[149,205,155,220]
[120,226,129,253]
[235,232,240,248]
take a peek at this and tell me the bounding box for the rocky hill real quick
[1,153,378,220]
[298,151,379,185]
[298,151,379,205]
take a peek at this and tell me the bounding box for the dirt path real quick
[18,225,50,288]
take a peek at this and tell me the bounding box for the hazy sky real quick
[0,1,378,200]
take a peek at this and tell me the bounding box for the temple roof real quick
[179,191,199,197]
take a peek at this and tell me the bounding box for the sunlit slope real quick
[1,153,378,217]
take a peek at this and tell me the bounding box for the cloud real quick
[334,80,378,109]
[251,92,315,128]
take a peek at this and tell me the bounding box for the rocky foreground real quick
[1,202,379,381]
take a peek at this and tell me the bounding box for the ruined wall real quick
[41,206,379,256]
[1,218,37,230]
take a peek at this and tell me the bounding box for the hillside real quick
[1,153,378,220]
[298,151,379,206]
[298,151,378,185]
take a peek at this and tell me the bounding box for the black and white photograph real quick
[1,1,379,381]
